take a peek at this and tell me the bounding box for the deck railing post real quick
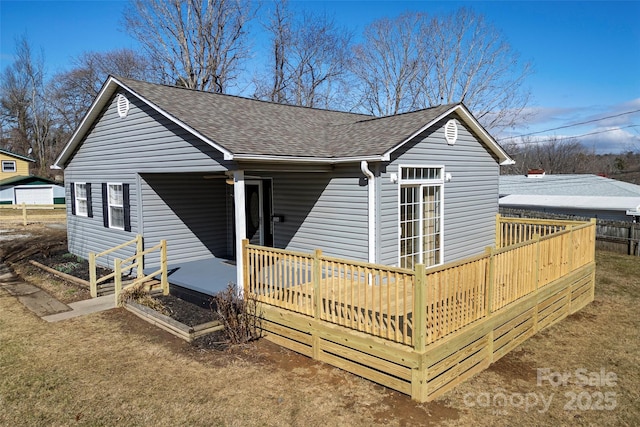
[114,258,122,305]
[160,240,168,295]
[89,252,97,298]
[136,234,144,279]
[495,214,502,249]
[242,239,250,296]
[413,263,426,352]
[533,234,540,289]
[485,247,495,315]
[312,249,322,320]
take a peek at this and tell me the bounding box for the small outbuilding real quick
[0,175,65,205]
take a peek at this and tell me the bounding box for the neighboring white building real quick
[0,175,65,205]
[499,173,640,222]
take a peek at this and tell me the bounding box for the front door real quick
[245,179,273,247]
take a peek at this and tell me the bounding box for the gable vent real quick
[116,94,130,118]
[445,119,458,145]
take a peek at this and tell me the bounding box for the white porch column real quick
[233,170,246,296]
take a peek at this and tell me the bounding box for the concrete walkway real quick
[0,262,115,322]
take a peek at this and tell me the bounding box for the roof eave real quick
[381,104,514,165]
[233,153,384,164]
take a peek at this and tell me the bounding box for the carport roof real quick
[55,76,513,167]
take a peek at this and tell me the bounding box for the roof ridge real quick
[113,75,372,118]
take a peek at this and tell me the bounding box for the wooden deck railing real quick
[244,216,596,348]
[244,241,415,345]
[496,214,579,248]
[422,219,596,342]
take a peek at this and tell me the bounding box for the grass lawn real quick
[0,227,638,426]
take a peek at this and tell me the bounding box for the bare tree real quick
[124,0,253,93]
[502,137,589,175]
[351,12,427,116]
[420,8,532,131]
[0,36,56,175]
[352,8,531,129]
[253,0,291,103]
[254,0,352,109]
[49,49,151,133]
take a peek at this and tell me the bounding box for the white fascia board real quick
[54,76,234,168]
[382,104,514,165]
[232,154,383,164]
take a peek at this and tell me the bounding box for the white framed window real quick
[107,183,125,229]
[2,160,16,172]
[74,183,88,216]
[399,166,444,269]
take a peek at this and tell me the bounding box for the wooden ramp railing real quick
[114,240,168,305]
[89,235,168,301]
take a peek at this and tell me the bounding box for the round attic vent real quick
[116,94,130,118]
[445,119,458,145]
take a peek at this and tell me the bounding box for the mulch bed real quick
[153,294,217,326]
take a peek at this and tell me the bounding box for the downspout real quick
[360,161,376,264]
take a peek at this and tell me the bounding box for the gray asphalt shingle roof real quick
[118,77,457,158]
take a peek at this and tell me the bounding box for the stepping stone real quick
[18,291,70,317]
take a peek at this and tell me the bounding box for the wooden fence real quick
[89,234,168,301]
[244,216,597,402]
[0,203,66,225]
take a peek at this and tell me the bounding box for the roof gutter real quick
[360,161,376,264]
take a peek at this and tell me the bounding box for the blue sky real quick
[1,0,639,153]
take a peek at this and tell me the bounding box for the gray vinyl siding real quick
[65,90,231,265]
[140,174,230,266]
[379,114,499,266]
[268,166,369,261]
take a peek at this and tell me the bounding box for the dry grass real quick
[0,224,638,426]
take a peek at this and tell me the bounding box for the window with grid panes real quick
[399,167,443,269]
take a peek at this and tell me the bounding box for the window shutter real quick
[102,183,109,228]
[70,183,76,216]
[123,183,131,232]
[86,183,93,218]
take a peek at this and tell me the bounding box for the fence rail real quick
[0,203,66,225]
[89,235,168,300]
[114,240,168,304]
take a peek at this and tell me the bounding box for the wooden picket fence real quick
[243,216,597,402]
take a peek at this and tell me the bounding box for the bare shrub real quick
[119,282,169,316]
[212,283,262,345]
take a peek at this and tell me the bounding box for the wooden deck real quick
[244,216,597,402]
